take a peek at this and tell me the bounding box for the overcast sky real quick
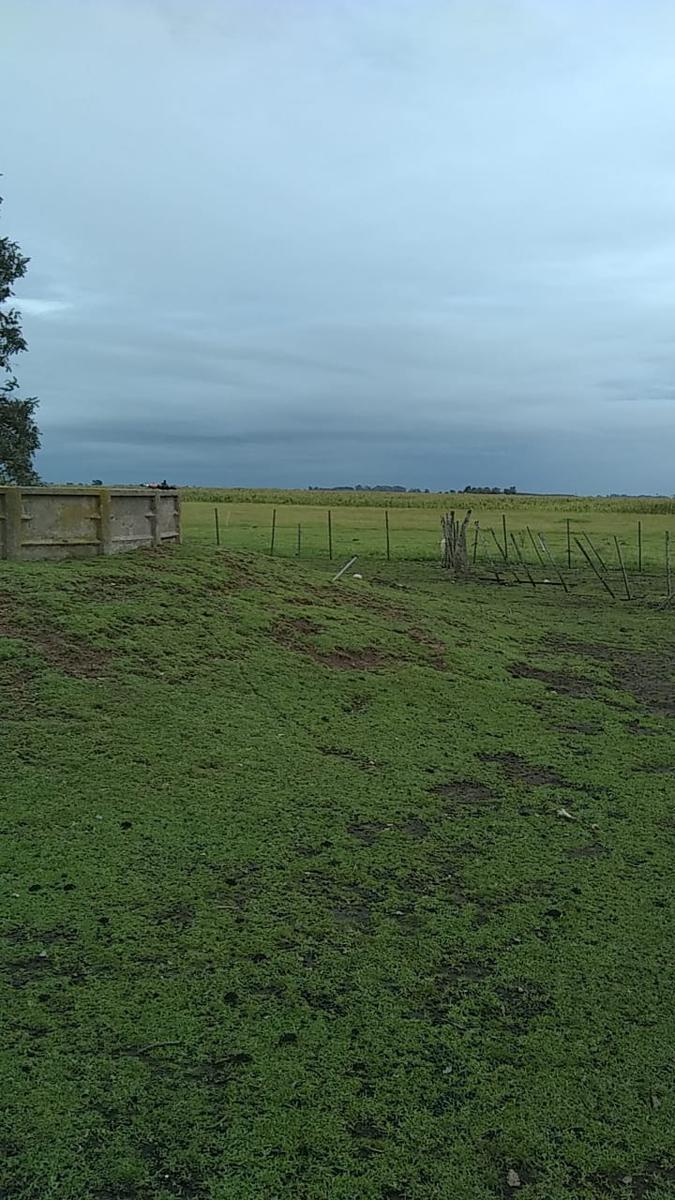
[3,0,675,492]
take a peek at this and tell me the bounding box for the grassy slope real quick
[1,548,674,1200]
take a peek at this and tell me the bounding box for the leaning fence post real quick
[269,507,277,556]
[614,535,631,600]
[502,513,508,560]
[527,526,546,568]
[539,534,569,594]
[575,536,615,598]
[214,506,221,546]
[510,532,536,587]
[583,531,608,573]
[332,555,357,582]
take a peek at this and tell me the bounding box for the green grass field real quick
[1,545,674,1199]
[183,494,675,575]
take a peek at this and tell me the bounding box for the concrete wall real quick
[0,487,181,561]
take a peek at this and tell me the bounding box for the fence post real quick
[296,523,302,557]
[489,526,508,563]
[214,506,220,546]
[574,536,615,598]
[385,509,391,561]
[614,536,631,600]
[539,534,569,594]
[327,509,333,560]
[584,531,607,573]
[637,520,642,573]
[527,526,546,568]
[270,507,277,556]
[98,489,113,555]
[502,513,508,560]
[510,532,536,587]
[566,518,572,568]
[472,521,480,564]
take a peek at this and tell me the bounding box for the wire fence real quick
[191,504,673,582]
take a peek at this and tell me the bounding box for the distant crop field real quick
[183,486,675,514]
[182,495,675,573]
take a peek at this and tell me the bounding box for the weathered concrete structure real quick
[0,487,181,560]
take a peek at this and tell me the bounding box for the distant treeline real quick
[309,484,431,493]
[308,484,518,494]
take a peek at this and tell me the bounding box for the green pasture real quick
[182,498,675,573]
[1,544,673,1198]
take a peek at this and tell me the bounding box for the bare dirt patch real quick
[0,592,111,679]
[431,780,499,807]
[271,618,402,671]
[319,746,380,769]
[564,844,608,859]
[347,821,392,844]
[479,752,566,787]
[508,661,597,697]
[547,638,675,718]
[590,1162,675,1199]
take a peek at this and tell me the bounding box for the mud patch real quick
[479,752,566,787]
[547,638,675,718]
[153,903,195,930]
[590,1162,675,1198]
[399,816,430,838]
[553,721,602,735]
[431,780,499,807]
[625,719,662,737]
[347,821,392,844]
[508,661,597,697]
[564,844,607,859]
[0,593,111,678]
[271,619,398,670]
[319,746,380,770]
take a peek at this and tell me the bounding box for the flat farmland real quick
[182,494,675,571]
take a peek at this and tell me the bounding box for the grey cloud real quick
[3,0,675,491]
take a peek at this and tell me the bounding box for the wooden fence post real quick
[575,536,615,598]
[502,513,508,560]
[269,508,277,556]
[214,506,221,546]
[527,526,546,568]
[566,518,572,568]
[614,536,631,600]
[539,534,568,594]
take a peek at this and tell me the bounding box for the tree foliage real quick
[0,191,41,484]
